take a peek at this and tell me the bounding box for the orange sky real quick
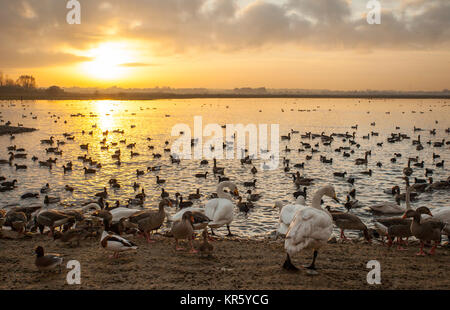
[1,0,449,91]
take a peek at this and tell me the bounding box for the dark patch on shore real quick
[0,125,37,136]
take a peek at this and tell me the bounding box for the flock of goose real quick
[1,100,450,276]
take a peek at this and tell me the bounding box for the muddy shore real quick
[0,231,448,290]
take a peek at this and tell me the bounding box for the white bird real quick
[100,230,137,258]
[110,207,141,223]
[274,196,307,236]
[283,185,339,274]
[420,206,450,236]
[204,181,239,236]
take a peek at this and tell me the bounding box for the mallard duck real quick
[237,196,253,213]
[40,183,50,193]
[129,199,172,243]
[246,189,261,202]
[100,231,137,258]
[34,246,63,272]
[283,185,339,274]
[170,211,197,253]
[44,195,60,204]
[205,181,239,236]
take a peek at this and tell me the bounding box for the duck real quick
[212,158,225,174]
[243,179,257,187]
[156,176,165,184]
[100,230,137,258]
[44,195,60,204]
[283,185,339,273]
[198,228,214,257]
[34,246,63,272]
[161,188,169,198]
[355,151,368,165]
[403,159,413,176]
[170,211,197,253]
[84,167,96,174]
[195,172,208,178]
[246,189,262,202]
[21,192,39,199]
[402,208,445,255]
[128,199,172,243]
[343,195,360,211]
[237,196,254,213]
[95,187,108,198]
[4,210,28,233]
[274,196,307,236]
[325,206,371,243]
[40,183,50,193]
[205,181,239,236]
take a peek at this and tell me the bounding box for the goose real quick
[283,185,339,273]
[161,188,169,198]
[369,184,414,214]
[205,181,239,236]
[402,208,445,255]
[403,159,413,176]
[95,187,108,198]
[355,152,368,165]
[168,208,211,231]
[36,210,75,236]
[175,194,191,209]
[136,169,145,176]
[1,179,17,187]
[198,228,214,257]
[170,211,197,253]
[325,206,371,243]
[195,172,208,178]
[188,188,201,200]
[212,158,225,174]
[274,196,307,236]
[100,230,137,258]
[129,199,172,243]
[34,246,63,272]
[4,211,27,233]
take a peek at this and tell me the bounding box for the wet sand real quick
[0,231,449,290]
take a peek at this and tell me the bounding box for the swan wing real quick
[285,207,332,255]
[168,207,204,222]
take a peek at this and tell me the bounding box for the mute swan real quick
[274,196,307,236]
[110,207,142,223]
[205,181,239,236]
[283,185,339,274]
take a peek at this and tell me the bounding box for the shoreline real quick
[0,231,449,290]
[0,125,37,136]
[1,93,450,101]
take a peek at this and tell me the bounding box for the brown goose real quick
[4,211,27,233]
[402,208,446,255]
[170,211,197,253]
[36,210,75,236]
[129,199,172,243]
[198,228,213,258]
[325,207,371,243]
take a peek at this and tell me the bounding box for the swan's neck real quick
[405,186,412,210]
[311,188,327,210]
[217,181,235,200]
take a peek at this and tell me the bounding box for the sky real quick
[0,0,449,91]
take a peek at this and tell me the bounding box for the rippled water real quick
[0,98,449,238]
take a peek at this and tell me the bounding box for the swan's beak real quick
[333,195,340,203]
[401,213,407,219]
[190,216,195,223]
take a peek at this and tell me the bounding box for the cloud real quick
[119,62,155,67]
[0,0,449,69]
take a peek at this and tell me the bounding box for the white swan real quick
[110,207,141,223]
[283,185,339,274]
[420,207,450,236]
[204,181,239,236]
[168,207,211,230]
[274,196,307,236]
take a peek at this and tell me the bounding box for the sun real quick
[81,42,133,80]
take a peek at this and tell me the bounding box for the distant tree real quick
[0,72,3,87]
[46,86,64,95]
[16,75,36,89]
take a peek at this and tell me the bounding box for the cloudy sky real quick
[0,0,449,90]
